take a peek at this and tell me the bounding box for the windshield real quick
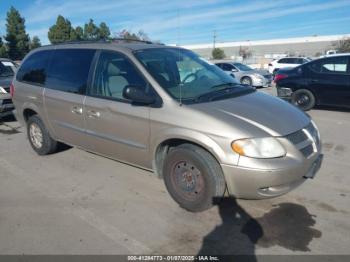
[0,60,16,77]
[134,48,247,103]
[233,63,253,71]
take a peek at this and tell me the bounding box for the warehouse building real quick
[180,34,350,68]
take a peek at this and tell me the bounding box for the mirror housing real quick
[231,68,238,72]
[123,85,156,105]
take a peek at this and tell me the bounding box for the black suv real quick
[275,54,350,110]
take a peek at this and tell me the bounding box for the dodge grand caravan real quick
[12,40,323,212]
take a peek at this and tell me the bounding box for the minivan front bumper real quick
[221,153,323,199]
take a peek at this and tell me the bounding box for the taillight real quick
[274,74,288,83]
[10,83,15,97]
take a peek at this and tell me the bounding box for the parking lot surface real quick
[0,88,349,256]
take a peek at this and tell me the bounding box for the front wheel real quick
[163,144,226,212]
[291,89,315,111]
[241,77,252,86]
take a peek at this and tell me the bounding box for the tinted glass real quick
[309,57,348,74]
[90,51,150,101]
[0,60,16,77]
[222,63,234,71]
[16,51,51,85]
[233,63,253,71]
[47,49,95,94]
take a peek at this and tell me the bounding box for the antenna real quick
[177,8,183,106]
[213,30,217,49]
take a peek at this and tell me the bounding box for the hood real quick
[191,91,310,137]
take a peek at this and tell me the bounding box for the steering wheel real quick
[181,73,198,84]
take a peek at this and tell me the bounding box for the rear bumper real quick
[221,153,323,199]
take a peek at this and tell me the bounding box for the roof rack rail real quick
[41,38,164,47]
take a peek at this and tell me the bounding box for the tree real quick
[74,26,84,40]
[5,6,30,60]
[99,22,110,40]
[333,37,350,53]
[30,36,41,50]
[239,46,252,61]
[84,19,99,40]
[212,48,226,59]
[0,37,8,57]
[48,15,75,44]
[116,29,150,41]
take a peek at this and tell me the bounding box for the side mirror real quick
[231,68,238,72]
[123,85,156,105]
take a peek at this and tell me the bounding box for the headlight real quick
[253,73,264,79]
[231,137,286,158]
[0,86,7,94]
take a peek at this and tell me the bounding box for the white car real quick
[268,57,310,74]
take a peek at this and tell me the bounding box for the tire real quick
[291,89,316,111]
[241,76,252,86]
[27,115,58,155]
[163,144,226,212]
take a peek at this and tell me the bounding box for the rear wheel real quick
[27,115,58,155]
[291,89,315,111]
[163,144,226,212]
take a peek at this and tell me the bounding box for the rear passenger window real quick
[16,50,51,85]
[89,51,149,101]
[46,49,95,94]
[309,57,348,74]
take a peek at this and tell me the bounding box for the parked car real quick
[268,57,311,74]
[215,61,272,87]
[275,54,350,111]
[12,41,322,212]
[0,58,16,117]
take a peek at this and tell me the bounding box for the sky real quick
[0,0,350,45]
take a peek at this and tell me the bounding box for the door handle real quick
[71,106,83,115]
[87,110,101,118]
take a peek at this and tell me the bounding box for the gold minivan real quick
[12,40,323,212]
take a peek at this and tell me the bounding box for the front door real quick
[84,50,154,168]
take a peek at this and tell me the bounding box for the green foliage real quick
[99,22,111,40]
[0,37,8,58]
[4,6,30,60]
[75,26,84,40]
[48,15,75,44]
[212,48,226,59]
[84,19,99,40]
[30,36,41,50]
[117,29,150,41]
[333,38,350,53]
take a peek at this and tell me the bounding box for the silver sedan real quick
[215,61,272,87]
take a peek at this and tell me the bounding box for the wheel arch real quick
[152,131,226,178]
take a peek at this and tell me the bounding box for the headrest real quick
[107,63,121,76]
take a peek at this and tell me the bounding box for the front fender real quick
[151,127,228,165]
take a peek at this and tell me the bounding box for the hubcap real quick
[29,123,43,149]
[295,93,310,106]
[171,161,204,201]
[242,78,251,85]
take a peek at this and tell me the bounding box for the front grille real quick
[300,144,314,158]
[285,129,308,144]
[285,123,320,158]
[2,99,12,105]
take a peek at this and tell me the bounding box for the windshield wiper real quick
[210,82,237,89]
[195,85,237,102]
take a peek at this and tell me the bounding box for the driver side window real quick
[90,51,148,101]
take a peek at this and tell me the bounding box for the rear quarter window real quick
[46,49,96,94]
[16,50,51,85]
